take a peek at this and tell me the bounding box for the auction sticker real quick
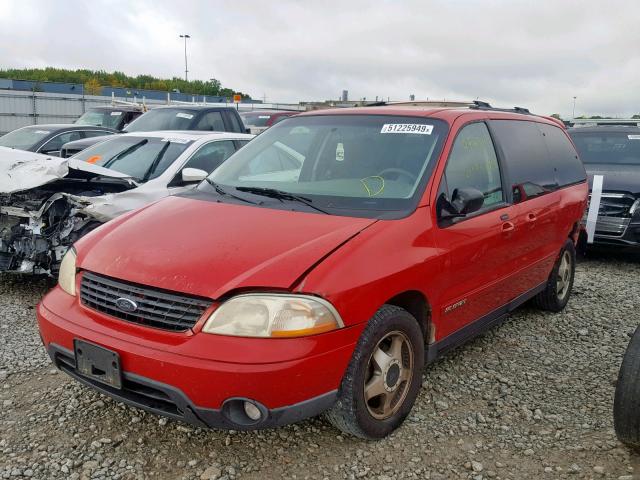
[381,124,433,134]
[110,111,122,116]
[176,112,194,119]
[628,135,640,140]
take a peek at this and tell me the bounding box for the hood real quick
[0,146,135,193]
[78,195,376,299]
[585,163,640,194]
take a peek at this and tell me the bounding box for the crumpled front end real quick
[0,190,97,275]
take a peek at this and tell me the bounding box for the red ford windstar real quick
[38,102,588,439]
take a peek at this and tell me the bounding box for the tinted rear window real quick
[491,120,557,201]
[538,123,586,186]
[570,131,640,165]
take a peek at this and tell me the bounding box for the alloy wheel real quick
[556,250,572,300]
[363,330,415,420]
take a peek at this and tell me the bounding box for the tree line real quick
[0,67,250,98]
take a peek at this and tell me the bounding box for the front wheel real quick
[325,305,424,439]
[534,239,576,312]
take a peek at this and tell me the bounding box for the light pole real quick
[572,96,577,118]
[180,34,191,82]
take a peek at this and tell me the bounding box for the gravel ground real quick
[1,253,639,480]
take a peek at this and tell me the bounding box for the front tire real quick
[614,326,640,449]
[534,239,576,312]
[325,305,424,439]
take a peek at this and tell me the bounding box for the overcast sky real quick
[0,0,638,117]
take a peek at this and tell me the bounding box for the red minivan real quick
[37,102,588,439]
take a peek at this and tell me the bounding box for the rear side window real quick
[195,112,226,131]
[538,124,586,186]
[226,111,244,132]
[491,120,557,202]
[443,122,504,208]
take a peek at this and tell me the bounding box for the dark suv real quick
[61,105,248,157]
[569,126,640,249]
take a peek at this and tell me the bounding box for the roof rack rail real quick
[469,100,532,115]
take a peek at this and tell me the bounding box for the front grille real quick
[586,192,637,237]
[595,216,631,235]
[80,271,211,331]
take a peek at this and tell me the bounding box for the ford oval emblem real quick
[115,297,138,313]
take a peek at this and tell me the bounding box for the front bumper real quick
[46,343,337,430]
[37,286,360,430]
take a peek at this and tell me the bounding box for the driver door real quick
[432,121,518,338]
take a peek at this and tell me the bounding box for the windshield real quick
[0,126,50,150]
[241,113,274,127]
[570,131,640,165]
[206,114,447,217]
[73,135,193,181]
[76,110,124,129]
[125,108,196,132]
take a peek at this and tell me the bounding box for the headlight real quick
[632,199,640,220]
[202,294,343,338]
[58,248,77,296]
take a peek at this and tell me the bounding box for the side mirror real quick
[438,188,484,221]
[451,188,485,215]
[181,167,208,184]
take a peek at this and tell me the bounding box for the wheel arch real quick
[384,290,433,344]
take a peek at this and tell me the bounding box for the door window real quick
[442,122,503,209]
[183,140,236,173]
[195,112,226,131]
[39,131,84,153]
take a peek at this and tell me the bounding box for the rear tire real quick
[614,326,640,449]
[325,305,424,439]
[534,239,576,312]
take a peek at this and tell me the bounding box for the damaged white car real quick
[0,130,254,275]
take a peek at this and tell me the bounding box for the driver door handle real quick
[502,221,515,233]
[526,213,537,222]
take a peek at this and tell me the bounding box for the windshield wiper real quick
[236,186,330,214]
[142,140,172,182]
[205,179,258,205]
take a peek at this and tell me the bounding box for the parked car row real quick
[0,104,281,158]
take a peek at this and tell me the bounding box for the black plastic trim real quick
[426,282,546,364]
[47,343,337,430]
